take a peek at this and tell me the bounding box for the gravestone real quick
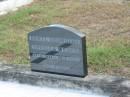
[28,24,87,77]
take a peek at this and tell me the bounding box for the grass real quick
[0,0,130,77]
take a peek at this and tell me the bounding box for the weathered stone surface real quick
[0,64,130,97]
[28,24,87,77]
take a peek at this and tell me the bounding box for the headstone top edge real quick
[29,24,85,37]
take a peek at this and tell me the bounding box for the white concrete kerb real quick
[0,0,33,15]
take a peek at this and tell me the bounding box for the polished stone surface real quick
[28,24,87,77]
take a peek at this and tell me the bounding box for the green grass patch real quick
[88,45,130,73]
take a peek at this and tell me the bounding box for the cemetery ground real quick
[0,0,130,77]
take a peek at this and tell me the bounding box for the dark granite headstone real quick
[28,24,87,77]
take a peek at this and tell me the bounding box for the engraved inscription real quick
[31,45,80,53]
[29,36,80,44]
[31,53,80,62]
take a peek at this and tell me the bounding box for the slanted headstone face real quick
[28,24,87,77]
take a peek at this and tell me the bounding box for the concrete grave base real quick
[0,64,130,97]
